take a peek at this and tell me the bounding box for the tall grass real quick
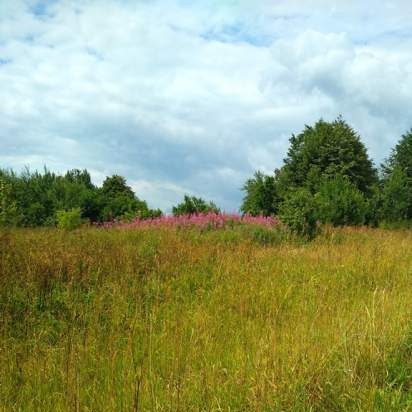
[1,226,412,411]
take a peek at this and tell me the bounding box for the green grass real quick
[1,226,412,411]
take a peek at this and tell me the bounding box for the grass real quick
[1,225,412,411]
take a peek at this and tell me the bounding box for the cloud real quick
[0,0,412,211]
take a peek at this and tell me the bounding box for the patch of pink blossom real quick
[99,212,279,230]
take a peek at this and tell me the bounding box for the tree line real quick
[1,116,412,234]
[241,117,412,236]
[0,170,162,227]
[0,169,219,227]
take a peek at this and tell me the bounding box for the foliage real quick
[383,129,412,179]
[241,171,280,216]
[100,174,161,221]
[364,184,383,227]
[314,175,368,226]
[241,117,386,233]
[276,117,378,195]
[0,176,20,227]
[381,129,412,223]
[101,194,140,221]
[381,166,412,223]
[0,168,160,226]
[101,175,135,199]
[65,168,94,189]
[56,208,84,230]
[172,195,220,216]
[278,188,318,238]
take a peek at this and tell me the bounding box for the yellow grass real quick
[1,226,411,411]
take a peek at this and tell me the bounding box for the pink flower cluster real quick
[100,212,279,230]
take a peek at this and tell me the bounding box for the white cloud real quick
[1,0,412,210]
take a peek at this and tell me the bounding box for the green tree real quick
[65,169,94,189]
[101,175,135,199]
[241,171,280,216]
[100,175,137,221]
[278,188,318,238]
[56,208,83,231]
[172,195,219,216]
[314,175,368,226]
[381,166,412,223]
[381,129,412,223]
[383,129,412,179]
[276,117,378,195]
[0,177,20,227]
[100,175,161,221]
[0,168,161,226]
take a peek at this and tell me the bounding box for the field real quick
[1,225,412,411]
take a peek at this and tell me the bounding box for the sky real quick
[1,0,412,212]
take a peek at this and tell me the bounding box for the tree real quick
[383,129,412,179]
[100,175,140,221]
[240,117,378,234]
[314,175,368,226]
[101,175,135,199]
[380,129,412,223]
[100,175,161,221]
[276,117,378,196]
[65,169,94,189]
[278,188,318,238]
[172,195,219,216]
[241,171,280,216]
[0,168,163,226]
[0,176,20,227]
[381,166,411,222]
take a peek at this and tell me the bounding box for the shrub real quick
[241,171,280,216]
[315,175,368,226]
[381,166,412,223]
[56,208,83,230]
[0,177,20,227]
[278,188,318,238]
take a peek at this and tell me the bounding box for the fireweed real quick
[99,212,280,230]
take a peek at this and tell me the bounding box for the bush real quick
[172,195,220,216]
[381,166,412,223]
[278,189,318,238]
[0,177,20,227]
[315,175,368,226]
[56,208,83,230]
[241,171,280,216]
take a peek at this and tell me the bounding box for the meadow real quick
[1,223,412,411]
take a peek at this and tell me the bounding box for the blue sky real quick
[1,0,412,211]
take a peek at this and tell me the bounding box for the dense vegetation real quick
[241,118,412,235]
[0,169,162,227]
[172,195,220,216]
[1,226,412,411]
[1,117,412,237]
